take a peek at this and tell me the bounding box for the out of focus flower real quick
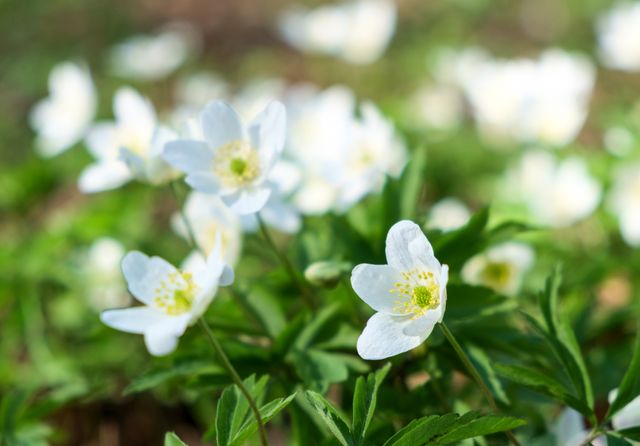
[608,163,640,246]
[504,150,601,228]
[426,198,471,232]
[172,191,243,266]
[597,2,640,72]
[79,87,177,193]
[101,247,233,356]
[351,221,448,360]
[163,100,286,214]
[411,83,464,130]
[604,126,635,157]
[278,0,396,65]
[460,49,594,147]
[285,85,406,214]
[29,61,97,157]
[110,24,197,80]
[553,408,605,446]
[174,72,229,111]
[609,389,640,431]
[461,242,534,296]
[83,237,129,311]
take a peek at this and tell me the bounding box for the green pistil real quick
[230,158,247,176]
[412,285,434,308]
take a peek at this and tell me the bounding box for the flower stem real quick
[170,181,206,258]
[199,318,268,446]
[256,214,315,310]
[439,322,521,446]
[579,428,604,446]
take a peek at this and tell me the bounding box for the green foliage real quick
[164,432,188,446]
[352,363,391,445]
[606,322,640,421]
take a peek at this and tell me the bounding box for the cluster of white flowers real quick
[596,2,640,72]
[278,0,396,65]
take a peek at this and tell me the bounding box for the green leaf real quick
[383,414,460,446]
[434,414,526,444]
[432,208,490,270]
[352,363,391,446]
[295,303,341,349]
[400,145,427,220]
[617,426,640,441]
[468,345,509,405]
[243,287,287,338]
[495,363,592,417]
[289,349,350,391]
[124,359,219,395]
[230,394,296,446]
[164,432,188,446]
[607,322,640,420]
[305,390,354,446]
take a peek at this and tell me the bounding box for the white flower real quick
[460,49,594,147]
[553,408,606,446]
[29,61,97,157]
[411,83,464,130]
[171,191,243,266]
[79,87,177,193]
[608,163,640,247]
[609,389,640,432]
[597,2,640,72]
[83,238,130,311]
[110,23,197,80]
[163,100,287,215]
[504,150,601,228]
[426,198,471,232]
[351,221,449,360]
[175,72,229,111]
[101,247,233,356]
[278,0,396,65]
[461,242,534,296]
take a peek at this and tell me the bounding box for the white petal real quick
[250,101,287,170]
[357,312,427,360]
[85,123,119,160]
[402,310,441,337]
[438,265,449,320]
[121,251,180,305]
[385,220,440,272]
[200,101,245,149]
[222,186,272,215]
[185,172,221,193]
[163,139,212,174]
[259,194,302,234]
[114,87,156,137]
[78,161,132,193]
[351,264,406,314]
[612,394,640,430]
[220,265,235,287]
[143,316,189,356]
[100,307,166,334]
[119,148,146,178]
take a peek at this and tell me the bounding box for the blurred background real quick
[2,0,640,444]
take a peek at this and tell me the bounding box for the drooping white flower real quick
[171,191,243,266]
[426,198,471,232]
[461,242,534,296]
[609,389,640,432]
[460,49,594,147]
[278,0,396,65]
[503,150,602,228]
[597,2,640,72]
[163,100,286,215]
[101,246,233,356]
[83,237,130,311]
[29,61,97,157]
[351,221,449,360]
[78,87,177,193]
[110,23,197,80]
[553,408,606,446]
[608,163,640,247]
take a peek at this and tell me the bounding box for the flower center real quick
[213,140,260,188]
[153,271,198,315]
[480,262,513,288]
[390,269,440,319]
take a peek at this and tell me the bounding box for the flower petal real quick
[85,123,119,160]
[163,139,212,174]
[402,309,441,337]
[250,101,287,170]
[357,312,426,360]
[201,101,245,149]
[114,87,156,138]
[143,316,190,356]
[385,220,440,272]
[121,251,180,305]
[222,186,272,215]
[100,307,166,334]
[351,264,406,314]
[185,172,221,194]
[78,161,132,193]
[438,264,449,320]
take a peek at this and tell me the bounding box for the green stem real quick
[199,318,268,446]
[439,322,521,446]
[256,214,315,309]
[170,181,206,258]
[579,428,604,446]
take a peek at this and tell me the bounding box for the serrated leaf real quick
[607,322,640,421]
[230,394,296,446]
[305,390,354,446]
[383,414,459,446]
[434,415,526,444]
[164,432,188,446]
[352,363,391,445]
[495,363,592,417]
